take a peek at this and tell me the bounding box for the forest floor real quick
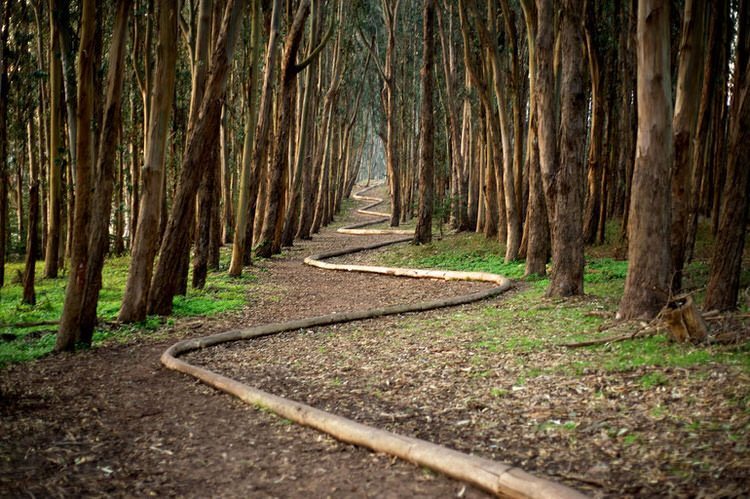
[2,185,749,498]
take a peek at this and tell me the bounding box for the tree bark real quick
[23,119,40,304]
[545,0,586,297]
[704,1,750,312]
[229,0,275,275]
[618,0,673,319]
[383,0,401,227]
[44,2,63,279]
[520,0,549,276]
[0,1,8,287]
[148,0,244,315]
[414,0,435,245]
[56,0,98,351]
[119,0,178,323]
[669,0,706,291]
[582,0,605,245]
[255,0,311,258]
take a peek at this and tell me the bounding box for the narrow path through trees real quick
[161,186,584,499]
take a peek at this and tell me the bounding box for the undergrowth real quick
[0,249,255,367]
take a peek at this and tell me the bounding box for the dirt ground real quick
[2,188,748,498]
[1,198,498,498]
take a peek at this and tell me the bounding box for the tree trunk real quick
[148,0,243,315]
[618,0,673,319]
[0,1,8,287]
[119,0,178,323]
[220,104,233,244]
[685,0,726,263]
[582,0,605,245]
[704,2,750,312]
[521,0,549,276]
[436,5,467,232]
[56,0,98,351]
[414,0,435,245]
[546,0,586,297]
[229,0,274,276]
[670,0,706,291]
[44,5,63,279]
[281,2,323,248]
[255,0,311,258]
[383,0,401,227]
[23,119,40,304]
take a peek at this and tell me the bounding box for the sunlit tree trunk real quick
[119,0,178,323]
[256,0,311,258]
[148,0,243,315]
[228,0,264,276]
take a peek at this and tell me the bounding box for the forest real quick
[1,0,749,497]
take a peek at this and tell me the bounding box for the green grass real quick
[0,249,255,367]
[371,230,750,376]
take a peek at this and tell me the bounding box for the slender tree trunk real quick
[119,0,178,323]
[414,0,435,245]
[582,0,605,245]
[44,6,63,278]
[383,0,401,227]
[148,0,243,315]
[220,104,233,243]
[281,2,322,248]
[229,0,275,275]
[685,0,725,262]
[521,0,549,276]
[669,0,706,291]
[23,119,40,305]
[618,0,673,319]
[256,0,311,258]
[0,1,8,287]
[190,0,217,288]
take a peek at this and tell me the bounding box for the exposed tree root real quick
[161,185,586,498]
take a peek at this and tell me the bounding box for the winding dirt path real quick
[161,187,583,499]
[1,186,582,497]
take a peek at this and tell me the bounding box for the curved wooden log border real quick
[161,185,586,499]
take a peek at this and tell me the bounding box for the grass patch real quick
[372,230,750,377]
[0,249,255,368]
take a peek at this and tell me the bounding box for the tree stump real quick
[662,294,708,343]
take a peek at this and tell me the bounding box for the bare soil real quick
[0,198,495,498]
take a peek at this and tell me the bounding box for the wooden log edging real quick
[160,186,587,499]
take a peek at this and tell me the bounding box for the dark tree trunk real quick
[414,0,436,245]
[23,120,40,305]
[670,0,706,291]
[549,0,586,296]
[704,1,750,311]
